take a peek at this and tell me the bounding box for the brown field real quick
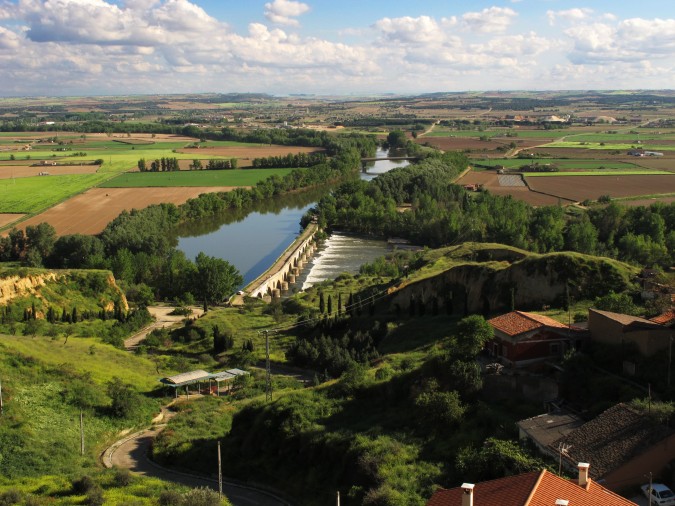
[416,137,506,152]
[526,174,675,202]
[615,196,675,207]
[19,187,240,236]
[0,164,99,179]
[0,214,24,228]
[457,170,571,206]
[175,145,323,159]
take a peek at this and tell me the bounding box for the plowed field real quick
[19,187,240,236]
[0,164,99,179]
[526,174,675,202]
[0,214,24,228]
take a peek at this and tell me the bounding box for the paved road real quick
[104,414,290,506]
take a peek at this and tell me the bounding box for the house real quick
[588,308,672,356]
[426,463,636,505]
[487,311,586,368]
[650,309,675,328]
[517,409,583,459]
[550,403,675,492]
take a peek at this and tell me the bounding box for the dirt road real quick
[124,305,204,350]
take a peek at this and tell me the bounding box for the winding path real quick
[102,406,291,506]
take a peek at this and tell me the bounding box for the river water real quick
[177,149,407,289]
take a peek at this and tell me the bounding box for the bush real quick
[71,475,96,494]
[0,489,22,505]
[85,486,105,506]
[159,490,183,506]
[181,487,222,506]
[114,467,133,487]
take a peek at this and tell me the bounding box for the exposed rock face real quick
[0,272,59,305]
[0,270,128,312]
[387,252,634,316]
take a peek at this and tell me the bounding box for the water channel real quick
[176,149,409,289]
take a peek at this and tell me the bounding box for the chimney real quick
[461,483,474,506]
[578,462,590,487]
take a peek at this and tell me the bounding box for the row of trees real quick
[251,152,326,168]
[137,157,180,172]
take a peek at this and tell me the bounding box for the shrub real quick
[85,486,104,506]
[114,467,133,487]
[71,475,96,494]
[181,487,221,506]
[158,490,183,506]
[0,489,22,505]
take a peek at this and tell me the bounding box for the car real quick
[641,483,675,506]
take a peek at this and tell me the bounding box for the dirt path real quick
[103,404,291,506]
[124,305,204,350]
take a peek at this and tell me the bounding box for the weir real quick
[243,223,319,300]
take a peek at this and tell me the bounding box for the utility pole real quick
[647,472,653,506]
[80,411,85,456]
[668,334,672,389]
[0,377,3,416]
[218,440,223,499]
[336,491,340,506]
[259,330,275,402]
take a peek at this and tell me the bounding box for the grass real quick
[99,168,294,188]
[0,174,108,213]
[0,335,164,390]
[523,170,673,177]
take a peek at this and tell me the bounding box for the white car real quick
[641,484,675,506]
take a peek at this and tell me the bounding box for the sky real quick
[0,0,674,97]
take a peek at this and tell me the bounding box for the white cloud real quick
[547,8,593,26]
[461,7,516,33]
[264,0,310,27]
[373,16,443,44]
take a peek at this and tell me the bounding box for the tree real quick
[455,315,493,359]
[107,378,140,418]
[593,292,639,316]
[195,253,243,311]
[386,130,407,149]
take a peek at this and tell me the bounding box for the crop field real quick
[18,187,240,235]
[0,174,108,214]
[526,174,675,202]
[474,158,642,170]
[175,145,323,157]
[100,168,292,188]
[0,213,23,228]
[543,141,675,151]
[0,163,99,179]
[524,169,671,176]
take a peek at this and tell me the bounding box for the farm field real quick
[0,173,108,214]
[175,145,323,158]
[543,141,675,151]
[18,187,240,235]
[524,169,671,176]
[0,163,100,179]
[0,213,23,228]
[474,158,643,170]
[457,170,572,205]
[613,196,675,207]
[100,168,294,187]
[526,174,675,202]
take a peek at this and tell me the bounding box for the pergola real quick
[159,368,249,398]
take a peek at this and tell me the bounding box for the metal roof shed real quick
[159,370,211,398]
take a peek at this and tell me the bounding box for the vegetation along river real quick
[176,149,408,289]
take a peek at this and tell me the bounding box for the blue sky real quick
[0,0,674,96]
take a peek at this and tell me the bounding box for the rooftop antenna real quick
[557,442,572,475]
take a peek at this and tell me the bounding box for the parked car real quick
[641,484,675,506]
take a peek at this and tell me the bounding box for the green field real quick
[543,141,675,151]
[99,168,294,188]
[523,170,673,177]
[474,158,642,170]
[0,174,109,213]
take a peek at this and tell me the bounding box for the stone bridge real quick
[244,223,319,300]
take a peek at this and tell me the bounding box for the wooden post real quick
[80,411,85,456]
[218,441,223,499]
[0,377,4,416]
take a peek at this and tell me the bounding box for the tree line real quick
[137,157,180,172]
[251,152,326,168]
[310,152,674,268]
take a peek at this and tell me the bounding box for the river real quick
[177,149,407,289]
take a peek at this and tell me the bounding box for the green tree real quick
[107,378,140,418]
[195,253,243,311]
[593,292,639,315]
[387,130,407,149]
[455,315,493,359]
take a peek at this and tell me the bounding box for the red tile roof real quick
[488,311,569,337]
[650,309,675,326]
[427,469,637,506]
